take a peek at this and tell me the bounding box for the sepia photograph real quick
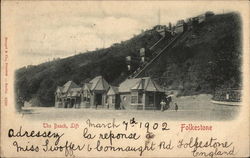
[1,1,249,157]
[13,2,242,121]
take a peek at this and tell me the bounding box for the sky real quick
[2,1,242,69]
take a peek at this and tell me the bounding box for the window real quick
[131,96,138,104]
[83,91,90,102]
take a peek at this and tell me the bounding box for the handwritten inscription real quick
[178,137,234,157]
[86,119,119,128]
[8,126,64,144]
[122,117,170,132]
[8,119,235,157]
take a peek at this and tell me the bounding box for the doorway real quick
[95,93,102,105]
[70,99,75,108]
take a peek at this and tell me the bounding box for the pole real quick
[154,92,156,110]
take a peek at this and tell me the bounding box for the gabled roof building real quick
[107,86,120,109]
[55,81,81,108]
[55,76,165,110]
[119,77,165,110]
[80,76,110,109]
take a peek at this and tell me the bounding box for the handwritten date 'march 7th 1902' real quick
[86,118,170,132]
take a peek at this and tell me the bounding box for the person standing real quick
[165,96,172,110]
[175,103,178,112]
[160,100,166,111]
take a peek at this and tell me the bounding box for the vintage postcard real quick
[1,0,249,157]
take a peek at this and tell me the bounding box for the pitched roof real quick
[119,78,141,93]
[67,88,82,97]
[61,80,80,93]
[56,86,63,93]
[119,77,164,93]
[131,78,145,90]
[107,86,119,95]
[83,83,92,91]
[144,78,164,92]
[89,76,110,91]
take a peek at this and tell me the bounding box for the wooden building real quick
[80,76,110,109]
[55,76,166,111]
[55,81,81,108]
[107,86,120,109]
[80,83,92,108]
[55,76,110,109]
[119,77,165,110]
[153,25,167,37]
[175,20,187,34]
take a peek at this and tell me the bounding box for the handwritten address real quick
[7,118,235,157]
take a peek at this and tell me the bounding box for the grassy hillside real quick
[145,13,242,95]
[15,12,242,106]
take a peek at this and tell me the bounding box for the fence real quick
[212,89,241,102]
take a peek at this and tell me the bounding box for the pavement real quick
[21,94,240,121]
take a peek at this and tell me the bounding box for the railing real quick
[128,36,173,79]
[149,36,165,51]
[151,38,172,56]
[132,32,186,78]
[212,89,241,102]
